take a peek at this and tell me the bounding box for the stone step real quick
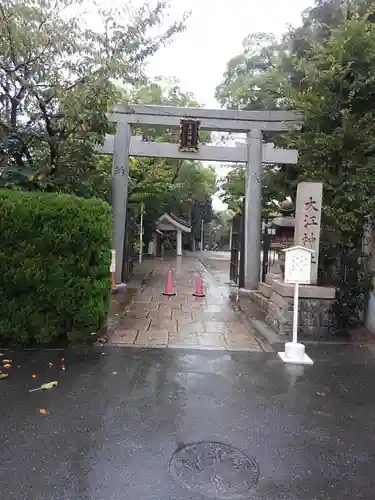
[265,273,280,286]
[249,291,270,313]
[259,282,272,298]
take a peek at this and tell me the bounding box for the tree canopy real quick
[217,0,375,327]
[0,0,217,251]
[0,0,187,192]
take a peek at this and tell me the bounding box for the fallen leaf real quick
[29,381,58,393]
[3,364,11,369]
[39,409,48,415]
[32,374,37,379]
[0,373,9,380]
[112,371,118,375]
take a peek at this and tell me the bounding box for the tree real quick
[203,210,234,250]
[219,165,244,213]
[215,32,288,111]
[129,157,216,251]
[122,80,216,212]
[288,14,375,326]
[220,163,295,216]
[218,1,375,326]
[215,31,299,209]
[214,2,375,213]
[283,0,375,90]
[0,0,187,192]
[110,80,217,248]
[177,162,216,244]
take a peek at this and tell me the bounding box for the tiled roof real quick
[168,212,191,229]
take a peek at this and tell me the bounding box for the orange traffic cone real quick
[193,274,205,297]
[163,269,176,296]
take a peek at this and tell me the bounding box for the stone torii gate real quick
[101,104,300,291]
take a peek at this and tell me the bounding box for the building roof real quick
[268,216,295,228]
[157,213,191,233]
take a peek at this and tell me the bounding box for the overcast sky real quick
[147,0,314,108]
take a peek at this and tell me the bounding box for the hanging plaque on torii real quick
[179,119,200,152]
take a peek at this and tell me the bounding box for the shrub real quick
[0,189,112,344]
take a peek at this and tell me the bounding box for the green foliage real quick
[217,0,375,328]
[215,32,289,111]
[0,0,187,193]
[203,210,234,250]
[0,189,112,344]
[117,81,216,243]
[219,165,244,212]
[130,79,208,143]
[291,15,375,326]
[220,163,293,217]
[129,155,216,245]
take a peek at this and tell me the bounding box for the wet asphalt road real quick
[0,345,375,500]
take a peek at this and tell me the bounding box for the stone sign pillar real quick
[294,182,323,284]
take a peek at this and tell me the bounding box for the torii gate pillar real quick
[245,129,263,290]
[112,122,131,286]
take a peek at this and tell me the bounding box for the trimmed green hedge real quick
[0,189,112,344]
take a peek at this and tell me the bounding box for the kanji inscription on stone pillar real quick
[294,182,323,284]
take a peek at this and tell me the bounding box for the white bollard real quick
[278,341,313,365]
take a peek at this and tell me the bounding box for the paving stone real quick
[186,300,207,308]
[181,304,203,313]
[178,322,206,334]
[201,305,225,313]
[194,311,237,321]
[149,320,178,332]
[159,303,182,311]
[168,340,201,348]
[136,331,168,343]
[174,315,193,324]
[149,308,173,319]
[118,318,151,330]
[134,341,167,348]
[126,311,150,319]
[200,342,227,349]
[108,255,265,352]
[173,335,199,342]
[110,330,138,344]
[203,322,231,334]
[227,323,254,336]
[131,300,156,307]
[131,297,153,304]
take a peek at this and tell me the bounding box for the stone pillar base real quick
[253,275,338,340]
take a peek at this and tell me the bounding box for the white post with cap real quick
[278,245,314,365]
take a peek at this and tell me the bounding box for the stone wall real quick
[261,275,338,340]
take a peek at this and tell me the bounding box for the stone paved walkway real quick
[110,256,262,351]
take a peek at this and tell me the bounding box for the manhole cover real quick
[169,441,259,499]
